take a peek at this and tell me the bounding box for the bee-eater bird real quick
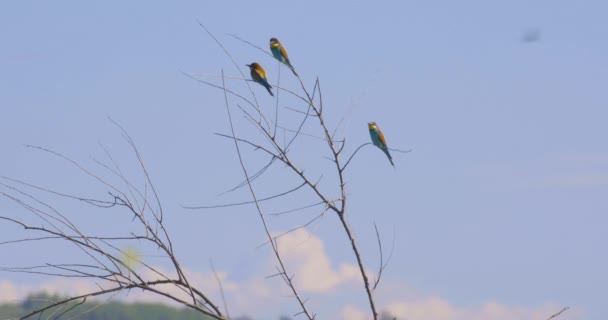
[368,122,394,166]
[269,38,296,75]
[246,63,274,96]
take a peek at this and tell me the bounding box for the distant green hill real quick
[0,292,301,320]
[0,292,215,320]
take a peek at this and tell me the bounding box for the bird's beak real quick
[245,64,250,67]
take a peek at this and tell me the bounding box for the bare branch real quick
[18,280,223,320]
[269,201,325,217]
[546,307,570,320]
[226,33,273,57]
[210,259,231,320]
[372,223,395,291]
[216,32,381,319]
[184,181,306,209]
[341,142,372,172]
[219,69,314,319]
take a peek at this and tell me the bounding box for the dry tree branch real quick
[219,69,315,319]
[62,291,122,320]
[265,211,326,246]
[290,71,380,320]
[17,279,221,320]
[216,157,277,195]
[546,307,569,320]
[372,223,395,291]
[196,22,261,113]
[1,132,225,319]
[185,70,317,197]
[274,64,282,138]
[210,259,231,320]
[269,201,325,216]
[226,33,273,57]
[223,31,381,320]
[184,181,307,209]
[48,296,87,320]
[342,142,373,172]
[106,121,214,309]
[187,72,311,106]
[5,21,387,320]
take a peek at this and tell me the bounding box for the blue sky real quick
[1,1,606,319]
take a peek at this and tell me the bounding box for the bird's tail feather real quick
[265,84,274,97]
[289,64,298,76]
[384,149,395,167]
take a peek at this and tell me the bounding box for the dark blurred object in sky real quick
[522,28,542,43]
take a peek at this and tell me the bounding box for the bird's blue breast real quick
[271,47,282,60]
[369,129,381,147]
[271,47,289,65]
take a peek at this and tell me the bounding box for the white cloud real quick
[0,230,577,320]
[378,298,573,320]
[0,278,100,304]
[0,281,22,303]
[275,228,361,293]
[385,298,455,320]
[117,267,230,305]
[341,304,368,320]
[0,267,233,306]
[0,267,274,318]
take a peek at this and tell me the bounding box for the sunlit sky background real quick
[1,1,607,319]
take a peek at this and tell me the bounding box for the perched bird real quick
[368,122,394,166]
[246,62,274,96]
[269,37,296,75]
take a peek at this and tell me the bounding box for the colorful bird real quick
[269,38,296,75]
[246,62,273,96]
[368,122,394,166]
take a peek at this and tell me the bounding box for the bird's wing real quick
[280,45,289,59]
[377,129,388,148]
[254,67,267,80]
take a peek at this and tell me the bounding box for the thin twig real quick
[226,33,273,57]
[184,182,306,209]
[546,307,569,320]
[220,69,314,319]
[210,259,231,320]
[270,201,325,216]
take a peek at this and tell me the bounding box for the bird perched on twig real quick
[270,38,297,75]
[368,122,394,166]
[246,62,274,96]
